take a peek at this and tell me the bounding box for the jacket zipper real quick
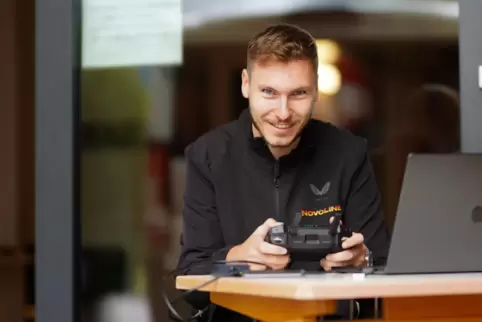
[273,161,280,221]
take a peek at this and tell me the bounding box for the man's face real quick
[241,59,317,154]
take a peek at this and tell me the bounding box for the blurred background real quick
[0,0,462,321]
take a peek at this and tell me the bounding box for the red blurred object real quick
[148,142,171,206]
[335,55,373,131]
[337,55,366,86]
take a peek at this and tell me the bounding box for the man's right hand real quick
[226,218,290,271]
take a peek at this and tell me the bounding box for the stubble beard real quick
[251,113,307,150]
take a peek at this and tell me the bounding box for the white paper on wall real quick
[82,0,183,68]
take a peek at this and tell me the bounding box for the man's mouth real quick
[270,123,294,130]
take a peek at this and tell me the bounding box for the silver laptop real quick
[379,153,482,274]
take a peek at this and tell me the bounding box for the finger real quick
[259,241,287,255]
[262,254,291,270]
[320,259,332,271]
[248,263,268,271]
[341,233,364,249]
[266,218,283,228]
[244,254,269,271]
[326,249,355,262]
[271,263,289,271]
[253,218,280,236]
[329,216,342,224]
[325,248,367,267]
[321,258,352,271]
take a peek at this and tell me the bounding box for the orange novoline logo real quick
[301,205,341,217]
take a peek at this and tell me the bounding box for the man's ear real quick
[241,68,249,99]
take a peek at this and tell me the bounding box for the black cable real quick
[212,259,267,267]
[162,258,214,322]
[163,275,222,322]
[163,260,268,322]
[170,275,223,305]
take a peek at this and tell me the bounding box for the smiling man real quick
[176,23,390,321]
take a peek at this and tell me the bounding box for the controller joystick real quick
[265,212,352,261]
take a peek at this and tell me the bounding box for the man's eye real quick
[262,89,274,95]
[292,90,307,96]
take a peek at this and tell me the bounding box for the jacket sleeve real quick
[176,143,231,276]
[173,142,233,311]
[343,141,391,266]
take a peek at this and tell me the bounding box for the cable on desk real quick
[163,275,221,321]
[163,260,267,322]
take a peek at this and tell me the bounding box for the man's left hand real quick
[320,232,367,271]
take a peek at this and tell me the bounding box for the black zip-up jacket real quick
[176,109,390,321]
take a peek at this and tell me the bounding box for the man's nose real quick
[275,96,290,120]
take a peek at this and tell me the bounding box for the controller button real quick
[305,234,321,245]
[292,235,305,244]
[272,236,285,245]
[271,225,285,234]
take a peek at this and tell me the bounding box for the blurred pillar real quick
[145,68,176,142]
[459,1,482,153]
[36,0,80,322]
[144,67,177,322]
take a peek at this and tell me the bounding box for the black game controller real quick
[265,213,352,261]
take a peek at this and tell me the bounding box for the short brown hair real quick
[247,23,318,73]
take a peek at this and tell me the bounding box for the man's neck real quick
[270,142,299,159]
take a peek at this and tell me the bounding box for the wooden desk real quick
[176,273,482,322]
